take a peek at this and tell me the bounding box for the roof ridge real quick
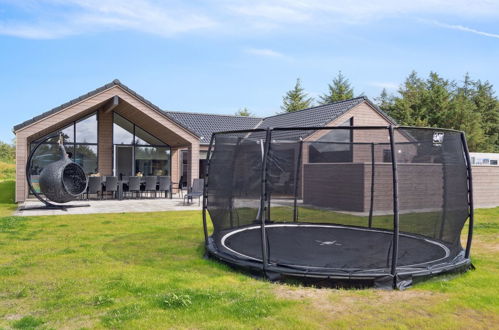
[165,110,263,119]
[262,96,366,120]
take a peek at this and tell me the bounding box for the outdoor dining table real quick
[101,177,172,200]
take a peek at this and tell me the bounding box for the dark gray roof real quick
[13,79,395,144]
[165,111,262,145]
[258,97,365,129]
[251,96,396,140]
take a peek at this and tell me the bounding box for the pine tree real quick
[235,107,252,116]
[280,78,314,113]
[472,80,499,152]
[375,88,392,111]
[385,71,428,126]
[319,71,354,104]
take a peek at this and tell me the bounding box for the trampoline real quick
[202,126,474,289]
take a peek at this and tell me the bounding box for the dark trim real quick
[213,128,267,135]
[388,126,400,288]
[397,126,463,134]
[461,132,474,259]
[273,126,391,131]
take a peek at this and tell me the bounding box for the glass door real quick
[115,145,134,177]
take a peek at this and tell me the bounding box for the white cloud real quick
[0,0,216,39]
[1,0,499,39]
[368,82,399,90]
[429,20,499,40]
[245,48,285,58]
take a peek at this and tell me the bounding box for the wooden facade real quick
[14,85,200,202]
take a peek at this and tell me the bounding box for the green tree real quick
[319,71,354,104]
[0,141,15,163]
[235,107,252,116]
[280,78,314,113]
[385,71,429,126]
[382,71,496,151]
[375,88,393,111]
[472,80,499,152]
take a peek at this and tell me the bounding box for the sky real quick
[1,0,499,143]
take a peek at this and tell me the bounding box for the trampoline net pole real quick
[228,137,242,228]
[202,134,216,246]
[388,126,400,287]
[461,132,474,259]
[259,128,273,271]
[368,142,375,228]
[293,139,303,222]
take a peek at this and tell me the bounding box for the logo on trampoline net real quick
[433,132,444,146]
[315,240,342,246]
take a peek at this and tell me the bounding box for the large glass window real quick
[113,113,171,177]
[135,147,170,176]
[76,114,98,143]
[309,118,353,163]
[113,114,134,144]
[30,113,99,178]
[75,144,98,174]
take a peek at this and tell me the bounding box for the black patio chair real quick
[144,176,158,198]
[104,176,118,199]
[172,175,187,198]
[158,176,171,198]
[127,176,141,199]
[183,178,204,206]
[87,176,102,200]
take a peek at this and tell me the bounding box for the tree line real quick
[236,71,499,152]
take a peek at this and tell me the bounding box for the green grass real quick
[0,181,497,328]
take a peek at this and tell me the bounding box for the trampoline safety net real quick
[203,126,473,289]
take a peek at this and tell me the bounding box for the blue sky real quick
[1,0,499,143]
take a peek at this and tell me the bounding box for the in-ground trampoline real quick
[202,126,474,289]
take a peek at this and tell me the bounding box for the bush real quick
[0,141,15,163]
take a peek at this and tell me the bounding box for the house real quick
[12,79,396,203]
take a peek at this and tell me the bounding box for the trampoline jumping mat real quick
[218,223,451,270]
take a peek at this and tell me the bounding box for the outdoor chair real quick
[144,176,158,198]
[172,175,186,198]
[127,176,141,199]
[104,176,118,199]
[87,176,102,200]
[183,178,204,206]
[158,176,171,198]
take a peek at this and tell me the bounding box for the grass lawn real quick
[0,180,498,328]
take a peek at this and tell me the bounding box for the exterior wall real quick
[171,148,180,187]
[473,165,499,208]
[98,108,113,175]
[185,144,200,186]
[303,163,365,211]
[300,101,397,197]
[14,85,199,202]
[303,163,466,213]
